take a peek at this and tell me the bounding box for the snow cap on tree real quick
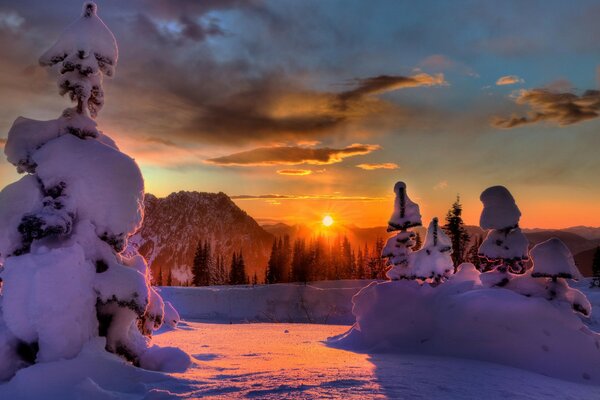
[387,181,422,232]
[382,231,415,268]
[531,238,582,280]
[410,217,454,281]
[39,1,118,118]
[422,217,451,253]
[479,186,521,230]
[478,227,529,262]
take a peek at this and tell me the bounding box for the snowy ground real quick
[2,281,600,399]
[149,321,600,399]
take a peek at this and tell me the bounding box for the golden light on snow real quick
[322,215,334,227]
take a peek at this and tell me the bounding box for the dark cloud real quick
[492,89,600,128]
[206,143,380,166]
[179,72,445,145]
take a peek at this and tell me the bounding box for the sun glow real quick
[322,215,334,227]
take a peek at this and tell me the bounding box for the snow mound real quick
[531,238,583,280]
[329,269,600,385]
[0,338,182,400]
[479,185,521,229]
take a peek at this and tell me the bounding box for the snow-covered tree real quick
[411,217,454,283]
[387,181,422,232]
[477,186,529,287]
[0,3,188,379]
[382,181,423,280]
[530,238,590,316]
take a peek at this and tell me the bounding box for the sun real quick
[322,215,334,227]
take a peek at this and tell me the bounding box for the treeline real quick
[155,241,259,286]
[265,234,390,283]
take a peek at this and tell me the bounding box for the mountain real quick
[132,191,273,284]
[563,226,600,241]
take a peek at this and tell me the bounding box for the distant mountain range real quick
[132,191,600,280]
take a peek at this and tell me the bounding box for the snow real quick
[410,217,454,281]
[479,227,529,261]
[0,1,185,383]
[329,274,600,385]
[39,2,118,76]
[158,282,360,324]
[479,185,521,229]
[2,244,97,361]
[0,282,600,398]
[33,134,144,243]
[387,181,422,231]
[0,175,42,260]
[531,237,583,279]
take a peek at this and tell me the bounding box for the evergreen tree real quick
[252,272,258,286]
[467,235,483,269]
[154,267,163,286]
[591,247,600,288]
[291,239,309,283]
[192,240,211,286]
[356,247,365,279]
[265,240,279,284]
[229,250,247,285]
[442,196,471,270]
[166,269,172,286]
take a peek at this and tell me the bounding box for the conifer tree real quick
[591,247,600,288]
[442,196,470,269]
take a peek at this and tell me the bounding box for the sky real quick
[0,0,599,228]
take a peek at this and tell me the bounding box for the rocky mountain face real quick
[131,191,273,284]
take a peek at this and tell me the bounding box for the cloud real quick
[433,180,448,190]
[492,88,600,128]
[356,162,399,170]
[276,169,312,176]
[231,194,384,201]
[206,143,380,166]
[180,72,446,146]
[496,75,524,86]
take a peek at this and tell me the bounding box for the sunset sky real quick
[1,0,599,228]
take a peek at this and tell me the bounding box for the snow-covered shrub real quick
[477,186,529,287]
[0,2,189,380]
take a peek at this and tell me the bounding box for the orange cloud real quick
[206,143,380,166]
[231,194,384,201]
[356,162,398,170]
[496,75,524,86]
[277,169,312,176]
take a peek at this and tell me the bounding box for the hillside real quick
[131,191,273,284]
